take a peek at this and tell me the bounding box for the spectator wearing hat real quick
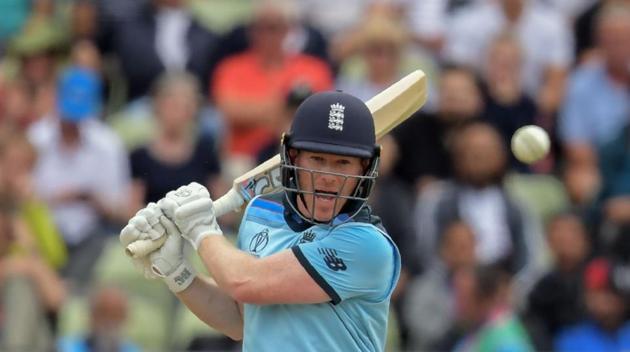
[554,257,630,352]
[5,13,68,121]
[27,67,130,284]
[335,13,430,103]
[7,12,66,88]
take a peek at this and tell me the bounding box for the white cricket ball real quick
[511,125,550,164]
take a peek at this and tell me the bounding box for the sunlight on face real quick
[293,150,364,222]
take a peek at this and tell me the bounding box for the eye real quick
[336,159,351,166]
[310,156,325,163]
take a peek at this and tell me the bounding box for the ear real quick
[361,158,372,173]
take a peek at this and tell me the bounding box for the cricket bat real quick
[126,70,428,258]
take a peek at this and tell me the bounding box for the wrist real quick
[187,224,222,250]
[162,260,197,293]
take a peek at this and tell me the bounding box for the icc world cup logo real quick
[249,229,270,253]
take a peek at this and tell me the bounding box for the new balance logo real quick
[318,248,347,271]
[299,230,316,244]
[328,103,345,131]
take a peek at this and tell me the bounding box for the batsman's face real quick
[294,151,365,222]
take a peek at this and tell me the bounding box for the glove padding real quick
[158,182,222,250]
[120,203,166,279]
[150,216,196,293]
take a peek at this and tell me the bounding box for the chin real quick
[314,208,336,222]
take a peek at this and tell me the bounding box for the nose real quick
[317,171,337,185]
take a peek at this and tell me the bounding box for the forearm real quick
[216,98,282,126]
[27,258,67,310]
[197,236,260,301]
[177,275,243,341]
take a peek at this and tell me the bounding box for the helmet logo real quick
[328,103,345,131]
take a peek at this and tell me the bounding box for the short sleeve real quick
[558,73,591,144]
[291,225,400,304]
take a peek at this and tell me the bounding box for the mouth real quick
[314,190,337,203]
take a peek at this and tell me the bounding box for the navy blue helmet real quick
[280,91,380,223]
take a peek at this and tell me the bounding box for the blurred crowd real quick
[0,0,629,351]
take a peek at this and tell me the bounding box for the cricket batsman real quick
[120,91,401,351]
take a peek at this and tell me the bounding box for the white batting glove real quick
[150,216,196,293]
[158,182,222,251]
[120,203,166,278]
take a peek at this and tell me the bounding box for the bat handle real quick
[125,188,246,258]
[213,187,245,218]
[125,235,167,259]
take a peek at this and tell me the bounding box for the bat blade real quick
[369,70,427,139]
[126,70,428,258]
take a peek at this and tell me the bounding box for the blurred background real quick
[0,0,629,351]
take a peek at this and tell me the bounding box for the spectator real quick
[299,0,366,38]
[403,220,477,351]
[0,78,36,130]
[70,0,99,42]
[480,32,539,172]
[336,14,412,101]
[574,0,630,63]
[28,67,130,283]
[7,15,65,89]
[554,257,630,351]
[211,0,333,168]
[405,0,449,53]
[594,124,630,249]
[0,129,67,270]
[413,121,547,297]
[212,0,330,78]
[128,72,222,216]
[444,0,573,115]
[58,286,140,352]
[559,3,630,206]
[71,40,103,74]
[0,200,67,351]
[255,83,313,165]
[99,0,219,101]
[391,65,483,192]
[451,264,535,352]
[6,17,66,120]
[526,212,591,349]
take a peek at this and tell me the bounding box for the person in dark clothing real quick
[480,33,538,172]
[525,212,591,350]
[128,72,221,216]
[391,65,483,193]
[98,0,219,101]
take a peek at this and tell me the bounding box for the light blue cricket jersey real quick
[236,192,401,352]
